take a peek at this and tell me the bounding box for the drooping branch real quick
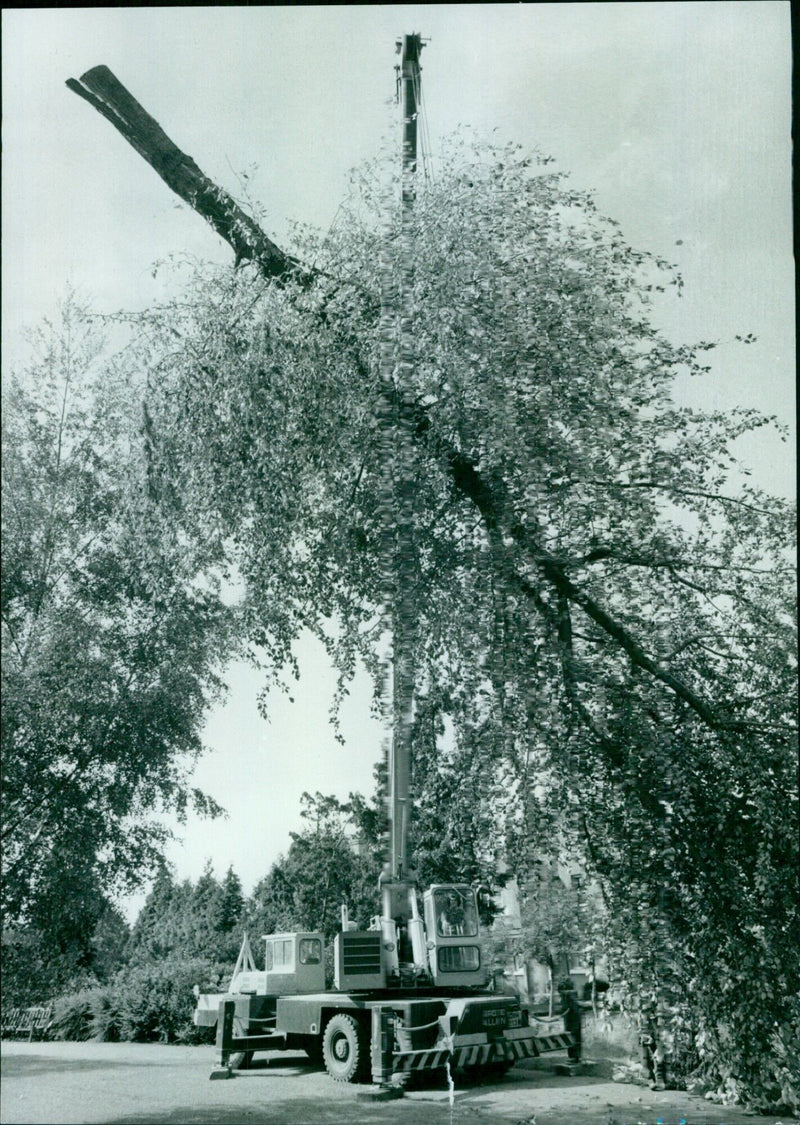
[66,66,304,280]
[584,478,777,517]
[411,400,770,733]
[68,68,786,737]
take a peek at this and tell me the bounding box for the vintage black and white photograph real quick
[2,6,796,1124]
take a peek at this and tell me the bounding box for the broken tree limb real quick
[68,65,764,736]
[66,66,303,280]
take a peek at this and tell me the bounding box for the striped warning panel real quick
[507,1032,574,1059]
[393,1032,574,1073]
[394,1047,454,1072]
[451,1041,510,1068]
[394,1041,513,1073]
[536,1032,574,1052]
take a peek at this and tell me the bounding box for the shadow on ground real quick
[102,1099,471,1125]
[401,1060,610,1093]
[235,1053,315,1072]
[1,1055,146,1078]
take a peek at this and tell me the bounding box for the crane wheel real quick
[322,1014,367,1083]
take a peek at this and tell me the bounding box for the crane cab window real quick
[299,938,321,965]
[265,938,294,971]
[434,888,479,937]
[438,945,481,972]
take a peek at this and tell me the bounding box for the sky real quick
[2,4,794,921]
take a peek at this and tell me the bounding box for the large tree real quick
[61,72,798,1107]
[1,297,234,968]
[120,140,795,1106]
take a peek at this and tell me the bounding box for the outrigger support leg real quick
[359,1008,404,1101]
[210,1000,235,1080]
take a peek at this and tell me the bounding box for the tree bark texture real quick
[66,66,301,280]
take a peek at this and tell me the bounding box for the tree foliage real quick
[1,297,235,986]
[1,892,130,1008]
[244,791,380,945]
[49,957,227,1044]
[127,861,245,964]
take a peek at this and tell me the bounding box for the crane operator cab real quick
[423,884,487,988]
[371,879,487,989]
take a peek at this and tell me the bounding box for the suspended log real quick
[66,66,303,280]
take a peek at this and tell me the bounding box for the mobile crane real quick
[192,34,578,1087]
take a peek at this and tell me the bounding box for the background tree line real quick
[2,789,386,1044]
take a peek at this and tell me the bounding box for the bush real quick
[48,958,230,1043]
[692,988,800,1116]
[50,988,104,1041]
[174,1022,215,1045]
[90,989,123,1042]
[114,958,230,1043]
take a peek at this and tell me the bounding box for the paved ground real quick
[1,1040,794,1125]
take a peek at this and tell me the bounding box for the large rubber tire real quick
[230,1050,254,1070]
[322,1014,366,1083]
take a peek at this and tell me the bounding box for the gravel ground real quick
[1,1040,795,1125]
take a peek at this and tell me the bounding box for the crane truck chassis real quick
[194,892,580,1086]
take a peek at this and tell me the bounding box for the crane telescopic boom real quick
[378,32,428,978]
[386,31,423,887]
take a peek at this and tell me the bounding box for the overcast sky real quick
[2,4,794,919]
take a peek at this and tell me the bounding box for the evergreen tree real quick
[215,866,244,934]
[127,868,178,962]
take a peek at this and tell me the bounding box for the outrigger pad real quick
[356,1085,404,1101]
[209,1067,234,1080]
[554,1061,594,1076]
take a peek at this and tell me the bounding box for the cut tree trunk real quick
[66,66,302,280]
